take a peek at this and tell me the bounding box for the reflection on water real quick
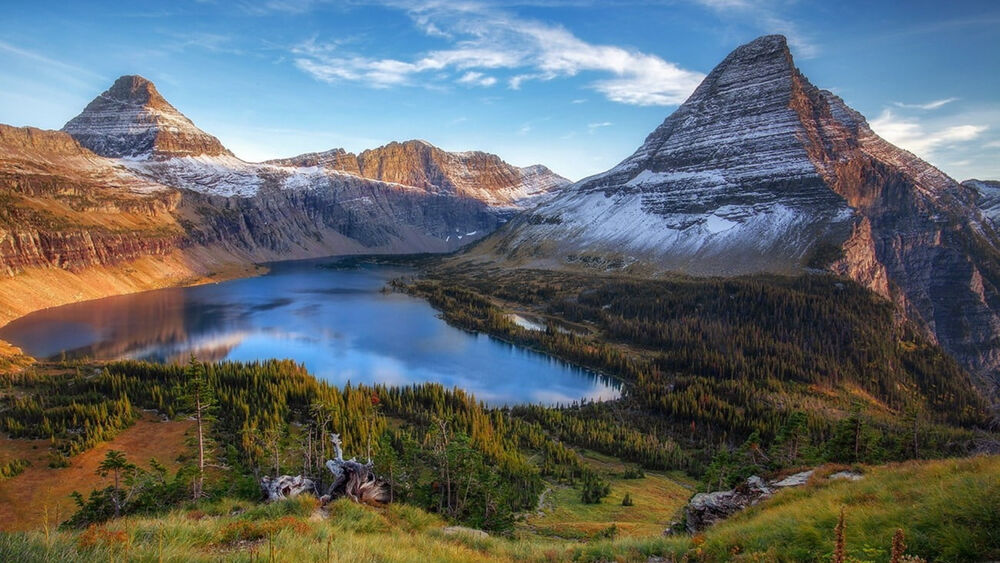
[0,261,620,406]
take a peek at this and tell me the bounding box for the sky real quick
[0,0,998,182]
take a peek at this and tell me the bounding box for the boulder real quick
[685,475,772,533]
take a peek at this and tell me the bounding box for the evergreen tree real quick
[182,355,215,499]
[97,450,134,518]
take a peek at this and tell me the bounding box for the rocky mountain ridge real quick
[268,140,569,208]
[0,76,568,324]
[477,35,1000,392]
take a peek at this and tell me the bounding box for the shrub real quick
[580,472,610,504]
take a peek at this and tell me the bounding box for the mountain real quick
[964,179,1000,229]
[62,75,232,159]
[268,140,569,208]
[0,76,567,324]
[477,35,1000,392]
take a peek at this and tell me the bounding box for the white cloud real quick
[986,140,1000,149]
[457,71,497,87]
[292,3,705,106]
[869,109,987,157]
[892,97,959,110]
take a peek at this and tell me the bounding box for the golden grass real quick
[0,456,997,562]
[520,449,694,539]
[0,413,193,532]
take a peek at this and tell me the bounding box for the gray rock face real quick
[492,35,855,274]
[771,470,814,487]
[684,470,861,532]
[964,179,1000,229]
[685,475,773,532]
[483,34,1000,393]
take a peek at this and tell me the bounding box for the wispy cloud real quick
[0,40,102,81]
[893,97,959,111]
[162,31,243,54]
[291,2,705,106]
[870,109,987,158]
[986,140,1000,149]
[587,121,612,133]
[457,71,498,87]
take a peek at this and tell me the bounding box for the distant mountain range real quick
[1,37,998,394]
[0,74,568,319]
[472,35,1000,393]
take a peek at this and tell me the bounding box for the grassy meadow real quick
[1,455,997,562]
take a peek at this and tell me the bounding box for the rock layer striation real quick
[481,35,1000,392]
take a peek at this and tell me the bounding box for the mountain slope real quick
[477,35,1000,392]
[0,76,568,325]
[964,179,1000,228]
[267,139,570,208]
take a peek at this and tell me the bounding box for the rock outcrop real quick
[964,179,1000,229]
[684,469,861,532]
[686,476,774,532]
[0,124,184,275]
[478,35,1000,393]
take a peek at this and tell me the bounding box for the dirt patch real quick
[0,414,193,531]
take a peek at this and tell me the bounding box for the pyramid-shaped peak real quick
[737,34,789,53]
[103,75,165,106]
[63,75,232,159]
[703,34,794,83]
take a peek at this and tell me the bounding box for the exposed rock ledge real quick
[683,469,863,533]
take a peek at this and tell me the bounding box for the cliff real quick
[476,35,1000,392]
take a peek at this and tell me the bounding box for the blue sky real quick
[0,0,997,182]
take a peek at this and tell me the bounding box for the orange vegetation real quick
[0,414,193,531]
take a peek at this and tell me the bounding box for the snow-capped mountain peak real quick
[476,34,1000,391]
[62,75,233,160]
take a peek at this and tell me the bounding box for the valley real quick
[0,21,998,563]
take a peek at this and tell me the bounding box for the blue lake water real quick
[0,260,619,406]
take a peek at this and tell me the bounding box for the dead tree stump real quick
[260,474,316,502]
[259,432,390,505]
[320,434,390,505]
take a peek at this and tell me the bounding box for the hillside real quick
[1,456,996,562]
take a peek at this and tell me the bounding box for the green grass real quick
[520,450,694,538]
[1,456,997,562]
[572,455,1000,562]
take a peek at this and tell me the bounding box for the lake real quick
[0,260,620,406]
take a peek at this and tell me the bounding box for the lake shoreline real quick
[0,251,452,366]
[1,260,618,406]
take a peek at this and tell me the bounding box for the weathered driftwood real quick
[320,434,390,505]
[260,433,389,505]
[260,474,316,502]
